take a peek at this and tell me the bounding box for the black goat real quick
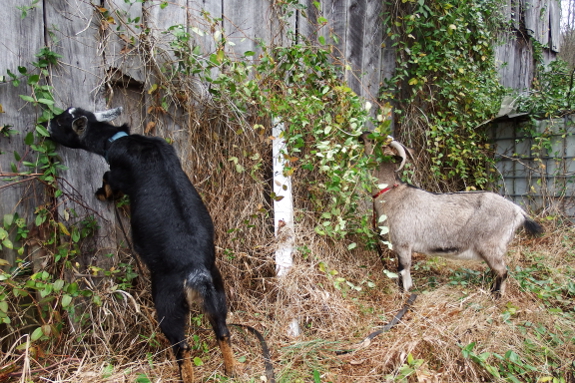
[47,107,234,382]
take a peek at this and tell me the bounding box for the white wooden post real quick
[272,121,295,276]
[272,120,300,337]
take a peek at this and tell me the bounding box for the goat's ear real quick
[94,107,123,122]
[72,116,88,135]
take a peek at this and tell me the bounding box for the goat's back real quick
[108,135,214,272]
[382,185,527,254]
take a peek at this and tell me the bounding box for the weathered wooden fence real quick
[0,0,563,270]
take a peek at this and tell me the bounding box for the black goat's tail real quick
[524,217,544,236]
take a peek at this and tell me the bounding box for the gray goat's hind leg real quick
[483,253,508,297]
[396,246,413,292]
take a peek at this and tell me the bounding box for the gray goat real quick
[365,135,543,296]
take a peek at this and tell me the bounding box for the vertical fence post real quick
[272,119,300,337]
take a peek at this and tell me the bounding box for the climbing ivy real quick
[161,23,382,240]
[516,42,575,118]
[1,47,138,346]
[382,0,507,190]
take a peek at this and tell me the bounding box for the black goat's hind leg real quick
[185,267,235,377]
[152,275,194,382]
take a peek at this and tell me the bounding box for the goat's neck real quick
[83,126,125,157]
[374,162,401,189]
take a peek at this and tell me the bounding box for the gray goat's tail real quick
[523,217,544,236]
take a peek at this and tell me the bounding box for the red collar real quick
[372,183,398,199]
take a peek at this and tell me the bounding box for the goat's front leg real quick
[95,171,124,201]
[395,246,413,292]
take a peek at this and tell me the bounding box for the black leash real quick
[336,293,417,355]
[231,323,275,383]
[113,203,146,278]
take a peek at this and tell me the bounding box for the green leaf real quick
[31,326,44,341]
[313,369,321,383]
[0,301,8,313]
[61,294,72,307]
[53,279,65,291]
[216,49,225,63]
[24,132,34,145]
[135,374,151,383]
[27,74,40,85]
[35,124,50,137]
[19,95,35,103]
[193,357,203,366]
[4,214,14,228]
[2,239,13,249]
[383,269,398,279]
[37,98,54,106]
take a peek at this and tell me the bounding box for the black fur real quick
[524,218,544,236]
[47,107,233,380]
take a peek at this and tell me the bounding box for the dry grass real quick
[2,197,574,382]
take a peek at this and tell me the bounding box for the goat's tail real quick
[523,216,544,236]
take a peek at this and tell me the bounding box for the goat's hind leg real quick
[152,275,195,382]
[396,246,413,292]
[481,252,508,297]
[185,267,235,377]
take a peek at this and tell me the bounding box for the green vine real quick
[383,0,506,190]
[161,25,383,240]
[0,47,138,344]
[516,42,575,118]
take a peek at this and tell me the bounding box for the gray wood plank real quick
[346,0,367,95]
[360,0,383,104]
[321,0,348,60]
[549,0,561,52]
[222,0,274,60]
[44,0,117,270]
[188,0,224,56]
[103,0,146,83]
[0,0,46,267]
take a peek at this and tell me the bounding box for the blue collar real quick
[105,131,129,163]
[109,131,129,143]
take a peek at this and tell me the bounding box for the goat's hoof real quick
[95,184,115,201]
[95,189,107,201]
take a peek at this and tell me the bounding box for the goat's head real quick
[47,107,124,151]
[362,133,411,172]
